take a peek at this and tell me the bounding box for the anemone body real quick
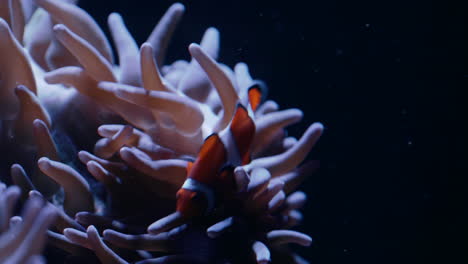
[0,1,323,263]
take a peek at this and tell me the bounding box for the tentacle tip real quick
[102,229,120,242]
[252,167,271,179]
[147,227,158,234]
[119,146,133,159]
[11,163,22,171]
[63,227,73,236]
[53,24,67,33]
[33,118,47,128]
[235,62,248,70]
[291,108,304,119]
[10,215,23,223]
[74,211,86,219]
[206,27,219,35]
[141,42,153,51]
[77,151,88,163]
[97,126,108,136]
[119,145,130,152]
[86,160,101,175]
[85,160,97,167]
[147,222,163,234]
[312,122,324,132]
[37,157,51,169]
[108,12,121,23]
[98,81,117,92]
[171,2,186,13]
[27,191,45,208]
[294,191,307,198]
[303,236,313,246]
[75,212,95,227]
[102,229,112,237]
[86,225,98,234]
[188,43,202,55]
[0,17,9,31]
[28,190,43,198]
[14,85,29,94]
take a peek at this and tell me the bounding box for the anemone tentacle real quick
[0,1,323,263]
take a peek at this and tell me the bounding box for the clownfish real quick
[176,84,263,219]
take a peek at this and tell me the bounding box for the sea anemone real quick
[0,0,323,263]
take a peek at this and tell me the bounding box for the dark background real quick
[79,0,466,263]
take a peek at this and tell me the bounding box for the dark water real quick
[79,0,467,263]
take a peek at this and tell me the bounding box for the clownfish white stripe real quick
[219,127,242,168]
[181,178,215,214]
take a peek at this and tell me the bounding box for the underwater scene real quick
[0,0,465,263]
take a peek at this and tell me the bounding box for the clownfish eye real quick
[192,192,211,211]
[176,189,196,201]
[191,192,204,203]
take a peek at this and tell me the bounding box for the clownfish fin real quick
[230,104,255,165]
[189,133,227,184]
[248,84,262,112]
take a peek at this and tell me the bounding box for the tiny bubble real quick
[344,249,349,253]
[408,140,413,146]
[365,23,370,28]
[336,48,343,56]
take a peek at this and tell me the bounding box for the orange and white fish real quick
[175,83,263,218]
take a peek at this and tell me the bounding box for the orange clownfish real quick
[176,84,263,218]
